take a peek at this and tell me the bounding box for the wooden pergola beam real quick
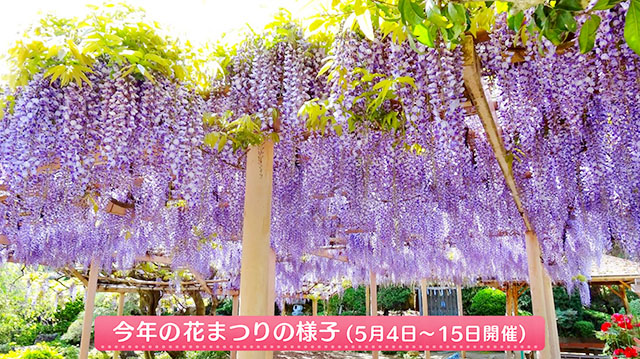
[188,266,213,296]
[461,35,560,359]
[67,267,89,286]
[135,254,173,264]
[461,36,531,230]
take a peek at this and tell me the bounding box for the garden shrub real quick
[327,294,342,315]
[215,299,233,316]
[462,287,483,315]
[87,349,109,359]
[468,288,506,316]
[0,344,15,354]
[574,321,596,338]
[15,323,43,346]
[583,309,610,328]
[340,286,367,315]
[556,309,579,337]
[0,343,63,359]
[43,298,84,336]
[53,345,77,359]
[626,298,640,317]
[378,286,412,314]
[190,352,229,359]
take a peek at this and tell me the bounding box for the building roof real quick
[590,255,640,284]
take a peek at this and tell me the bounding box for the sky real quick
[0,0,330,76]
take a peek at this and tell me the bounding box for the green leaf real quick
[578,14,601,53]
[625,0,640,55]
[356,11,376,41]
[396,76,417,89]
[533,5,548,28]
[507,11,525,31]
[413,23,436,47]
[425,0,450,29]
[446,2,466,25]
[555,0,583,11]
[308,18,325,32]
[557,10,577,32]
[400,0,425,26]
[592,0,623,10]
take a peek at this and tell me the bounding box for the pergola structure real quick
[3,3,639,359]
[225,35,561,359]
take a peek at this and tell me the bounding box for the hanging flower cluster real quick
[478,6,640,292]
[2,3,640,301]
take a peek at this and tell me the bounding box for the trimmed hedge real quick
[468,288,506,316]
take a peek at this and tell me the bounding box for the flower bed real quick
[596,314,640,358]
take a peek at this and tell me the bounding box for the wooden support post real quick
[312,298,318,316]
[462,35,560,359]
[505,285,516,359]
[231,293,239,359]
[238,140,275,359]
[113,292,125,359]
[525,231,556,359]
[420,280,431,359]
[542,275,560,358]
[80,258,100,359]
[366,285,371,316]
[610,283,631,314]
[370,271,378,359]
[267,249,276,316]
[456,285,466,359]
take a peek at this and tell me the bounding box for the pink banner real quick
[95,316,545,352]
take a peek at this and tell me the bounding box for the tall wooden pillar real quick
[312,298,318,316]
[365,286,371,316]
[267,248,276,315]
[238,140,275,359]
[456,285,466,359]
[113,292,125,359]
[420,280,431,359]
[525,231,560,359]
[542,272,561,358]
[231,292,239,359]
[80,258,100,359]
[505,285,516,359]
[370,271,378,359]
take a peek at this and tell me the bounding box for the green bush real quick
[574,321,595,338]
[215,299,233,316]
[15,323,43,346]
[327,294,341,315]
[340,286,367,316]
[190,352,229,359]
[556,309,579,337]
[627,298,640,317]
[87,349,109,359]
[0,343,63,359]
[43,298,84,336]
[51,345,78,359]
[462,287,483,315]
[468,288,506,316]
[0,344,15,354]
[378,286,412,313]
[583,309,610,328]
